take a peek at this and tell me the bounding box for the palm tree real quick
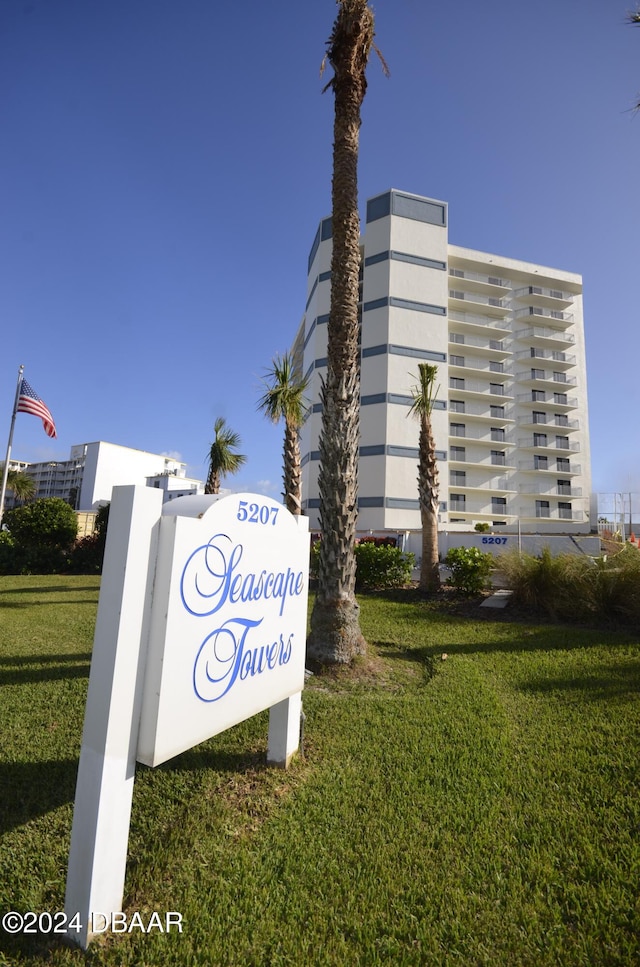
[408,364,441,595]
[257,352,308,515]
[629,8,640,111]
[205,418,246,495]
[0,463,35,507]
[307,0,387,665]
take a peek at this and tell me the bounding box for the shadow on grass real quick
[519,660,640,702]
[0,585,100,595]
[0,653,92,685]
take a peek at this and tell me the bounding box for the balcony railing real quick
[514,326,575,346]
[517,437,580,452]
[449,378,513,397]
[518,461,581,474]
[450,425,515,443]
[515,349,576,366]
[517,416,580,430]
[519,485,583,497]
[516,371,578,387]
[449,332,511,355]
[449,310,511,333]
[449,268,510,288]
[447,498,515,516]
[516,392,578,408]
[448,401,515,422]
[514,306,573,325]
[449,475,512,491]
[450,290,508,310]
[513,285,573,303]
[529,509,585,522]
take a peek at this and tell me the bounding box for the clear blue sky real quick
[1,0,639,498]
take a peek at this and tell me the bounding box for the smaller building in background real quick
[11,441,204,510]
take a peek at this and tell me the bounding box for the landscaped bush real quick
[354,541,414,590]
[310,540,415,590]
[3,497,78,574]
[444,545,494,595]
[0,531,16,575]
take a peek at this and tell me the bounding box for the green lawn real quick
[0,577,639,965]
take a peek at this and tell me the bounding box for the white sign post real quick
[65,487,309,948]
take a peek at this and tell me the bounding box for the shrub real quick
[445,546,494,595]
[355,542,414,590]
[4,497,78,574]
[474,522,490,533]
[68,533,106,574]
[310,540,415,590]
[0,531,16,574]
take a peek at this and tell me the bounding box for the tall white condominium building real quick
[294,189,592,536]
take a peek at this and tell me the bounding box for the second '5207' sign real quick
[137,493,310,767]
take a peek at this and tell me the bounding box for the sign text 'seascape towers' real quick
[65,488,310,948]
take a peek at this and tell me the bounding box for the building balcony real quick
[516,392,578,410]
[448,454,517,471]
[448,310,511,338]
[514,306,573,328]
[448,401,515,424]
[513,285,574,308]
[447,498,516,519]
[449,290,510,317]
[514,349,576,369]
[518,461,581,475]
[449,425,515,445]
[519,484,583,497]
[449,267,511,291]
[519,509,585,523]
[515,371,578,390]
[449,475,515,493]
[517,437,581,453]
[448,378,514,401]
[514,326,575,348]
[449,332,512,358]
[516,415,580,432]
[448,357,511,378]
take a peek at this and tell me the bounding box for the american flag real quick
[16,379,57,438]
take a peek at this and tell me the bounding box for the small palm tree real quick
[408,364,441,595]
[205,418,246,495]
[257,353,308,515]
[0,464,36,507]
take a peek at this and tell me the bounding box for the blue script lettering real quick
[193,618,295,703]
[181,533,304,617]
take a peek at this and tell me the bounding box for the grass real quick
[0,577,639,965]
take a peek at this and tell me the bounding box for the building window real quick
[450,400,465,413]
[558,502,573,520]
[557,479,572,495]
[554,392,568,405]
[555,436,570,449]
[533,433,548,447]
[534,455,549,470]
[532,390,546,402]
[489,383,505,395]
[450,423,466,437]
[450,355,465,367]
[491,450,506,466]
[450,446,466,461]
[450,470,466,485]
[450,377,465,389]
[490,405,505,417]
[450,493,466,507]
[489,361,504,373]
[531,368,545,380]
[490,427,505,442]
[557,457,570,471]
[555,414,569,427]
[553,371,567,383]
[533,411,547,424]
[536,500,550,518]
[450,332,465,344]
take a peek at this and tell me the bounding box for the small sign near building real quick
[65,487,309,948]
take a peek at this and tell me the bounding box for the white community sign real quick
[65,487,310,948]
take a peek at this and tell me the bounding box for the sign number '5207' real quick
[237,500,280,526]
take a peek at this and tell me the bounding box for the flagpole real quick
[0,364,25,527]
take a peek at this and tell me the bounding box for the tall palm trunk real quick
[283,419,302,516]
[417,409,441,594]
[307,1,376,664]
